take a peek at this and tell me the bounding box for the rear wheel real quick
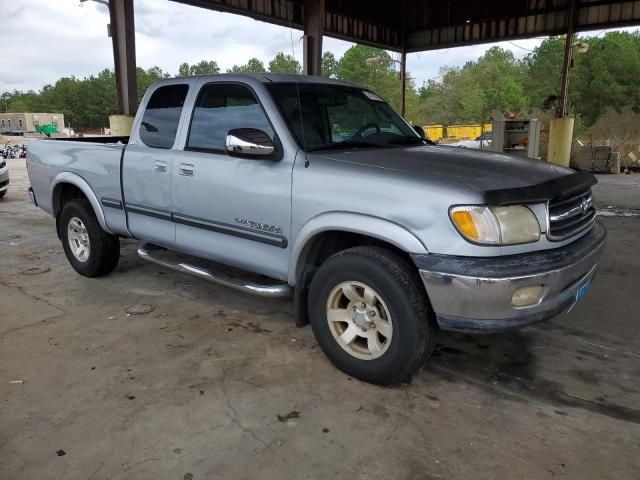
[60,199,120,277]
[308,246,436,385]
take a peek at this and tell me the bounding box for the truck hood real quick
[314,145,573,195]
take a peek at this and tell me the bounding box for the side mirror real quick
[413,125,426,139]
[225,128,274,157]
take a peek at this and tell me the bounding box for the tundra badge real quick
[235,218,283,235]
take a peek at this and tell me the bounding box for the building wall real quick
[0,113,65,134]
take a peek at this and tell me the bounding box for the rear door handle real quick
[153,161,167,173]
[179,164,195,177]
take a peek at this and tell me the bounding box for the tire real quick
[308,246,436,385]
[0,190,5,198]
[59,199,120,277]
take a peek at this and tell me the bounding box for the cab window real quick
[187,83,274,152]
[139,84,189,149]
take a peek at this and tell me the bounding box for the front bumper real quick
[413,221,607,333]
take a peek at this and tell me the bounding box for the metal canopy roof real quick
[173,0,640,52]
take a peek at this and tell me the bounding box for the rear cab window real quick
[139,84,189,149]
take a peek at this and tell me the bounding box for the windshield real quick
[266,83,423,151]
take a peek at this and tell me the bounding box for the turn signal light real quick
[451,211,478,239]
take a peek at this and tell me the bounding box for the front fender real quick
[51,172,113,235]
[288,211,428,285]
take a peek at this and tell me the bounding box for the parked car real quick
[26,74,606,384]
[0,157,9,198]
[449,130,492,149]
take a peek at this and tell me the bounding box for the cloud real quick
[0,0,635,93]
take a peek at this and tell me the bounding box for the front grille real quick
[547,188,596,241]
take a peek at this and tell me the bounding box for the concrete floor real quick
[1,157,639,480]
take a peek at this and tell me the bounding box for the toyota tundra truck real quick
[26,74,606,384]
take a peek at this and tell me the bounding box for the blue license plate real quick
[575,280,591,303]
[568,280,592,312]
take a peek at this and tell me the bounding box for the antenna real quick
[285,5,308,167]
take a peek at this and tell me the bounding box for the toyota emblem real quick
[581,198,589,214]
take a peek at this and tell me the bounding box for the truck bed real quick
[27,137,129,236]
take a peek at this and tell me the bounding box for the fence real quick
[572,107,640,170]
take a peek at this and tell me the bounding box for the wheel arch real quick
[289,212,428,286]
[51,172,113,235]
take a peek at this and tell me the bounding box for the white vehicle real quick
[450,131,492,149]
[0,158,9,198]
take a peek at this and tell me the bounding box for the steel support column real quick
[109,0,138,115]
[303,0,325,76]
[399,49,407,117]
[559,0,577,118]
[399,0,407,117]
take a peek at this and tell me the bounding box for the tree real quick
[178,60,220,76]
[268,52,301,74]
[337,46,398,102]
[417,47,527,124]
[522,37,565,108]
[337,45,393,86]
[178,62,190,76]
[321,52,338,78]
[227,58,266,73]
[569,32,640,124]
[524,32,640,124]
[470,47,527,112]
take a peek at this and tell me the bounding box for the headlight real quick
[450,205,540,245]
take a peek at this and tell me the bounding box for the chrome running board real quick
[137,243,291,298]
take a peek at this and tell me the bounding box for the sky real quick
[0,0,635,93]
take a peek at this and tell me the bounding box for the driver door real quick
[172,82,293,281]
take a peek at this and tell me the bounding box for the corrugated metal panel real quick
[406,0,640,51]
[324,11,400,49]
[174,0,304,29]
[170,0,640,52]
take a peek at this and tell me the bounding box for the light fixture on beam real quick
[365,56,401,66]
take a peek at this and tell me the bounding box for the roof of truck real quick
[168,73,359,88]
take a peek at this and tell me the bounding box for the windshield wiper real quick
[306,140,388,152]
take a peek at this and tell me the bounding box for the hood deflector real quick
[483,171,597,206]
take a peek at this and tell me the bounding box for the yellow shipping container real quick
[446,123,492,140]
[423,124,444,142]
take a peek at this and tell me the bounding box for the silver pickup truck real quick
[27,73,606,384]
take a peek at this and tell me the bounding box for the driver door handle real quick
[179,164,195,177]
[153,161,167,173]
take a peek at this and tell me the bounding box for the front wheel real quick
[60,199,120,277]
[308,246,436,385]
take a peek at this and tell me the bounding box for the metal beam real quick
[303,0,325,75]
[109,0,137,115]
